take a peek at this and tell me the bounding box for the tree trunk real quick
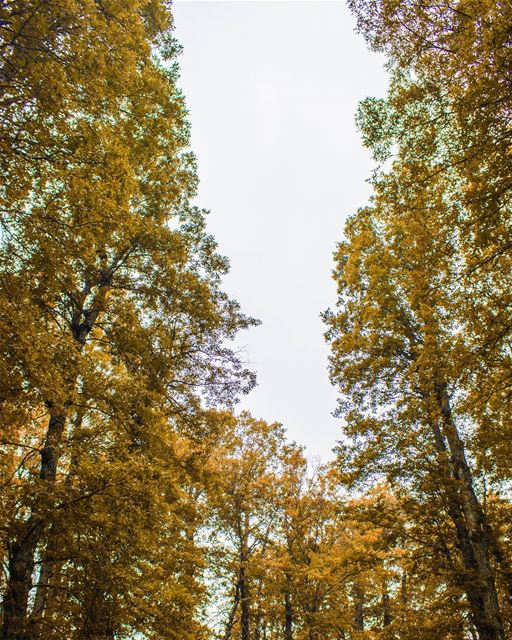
[354,583,364,631]
[2,411,67,640]
[382,587,392,627]
[223,577,242,640]
[284,588,293,640]
[1,275,113,639]
[284,589,293,640]
[400,570,408,607]
[29,519,62,631]
[240,565,250,640]
[428,383,504,640]
[79,586,115,640]
[29,407,86,635]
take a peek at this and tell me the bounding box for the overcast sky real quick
[173,1,388,460]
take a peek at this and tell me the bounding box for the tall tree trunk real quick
[428,383,505,640]
[284,588,293,640]
[1,278,113,640]
[306,595,318,640]
[354,583,364,631]
[400,570,408,608]
[397,309,510,637]
[2,410,67,640]
[29,408,86,632]
[31,542,54,621]
[438,385,512,605]
[382,586,392,627]
[223,579,241,640]
[240,564,250,640]
[79,586,115,640]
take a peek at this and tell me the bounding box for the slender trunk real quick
[2,528,39,640]
[79,587,115,640]
[307,593,318,640]
[354,583,364,631]
[223,577,242,640]
[284,588,293,640]
[30,408,86,630]
[30,520,60,623]
[2,411,67,640]
[400,571,408,607]
[490,542,512,607]
[382,587,392,627]
[240,564,250,640]
[428,383,504,640]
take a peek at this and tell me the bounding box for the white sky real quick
[173,1,388,460]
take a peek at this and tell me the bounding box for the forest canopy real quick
[0,1,511,640]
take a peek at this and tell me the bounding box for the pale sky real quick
[173,1,388,460]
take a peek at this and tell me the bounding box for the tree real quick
[325,3,512,637]
[325,198,512,638]
[348,0,512,486]
[205,413,285,640]
[0,2,255,638]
